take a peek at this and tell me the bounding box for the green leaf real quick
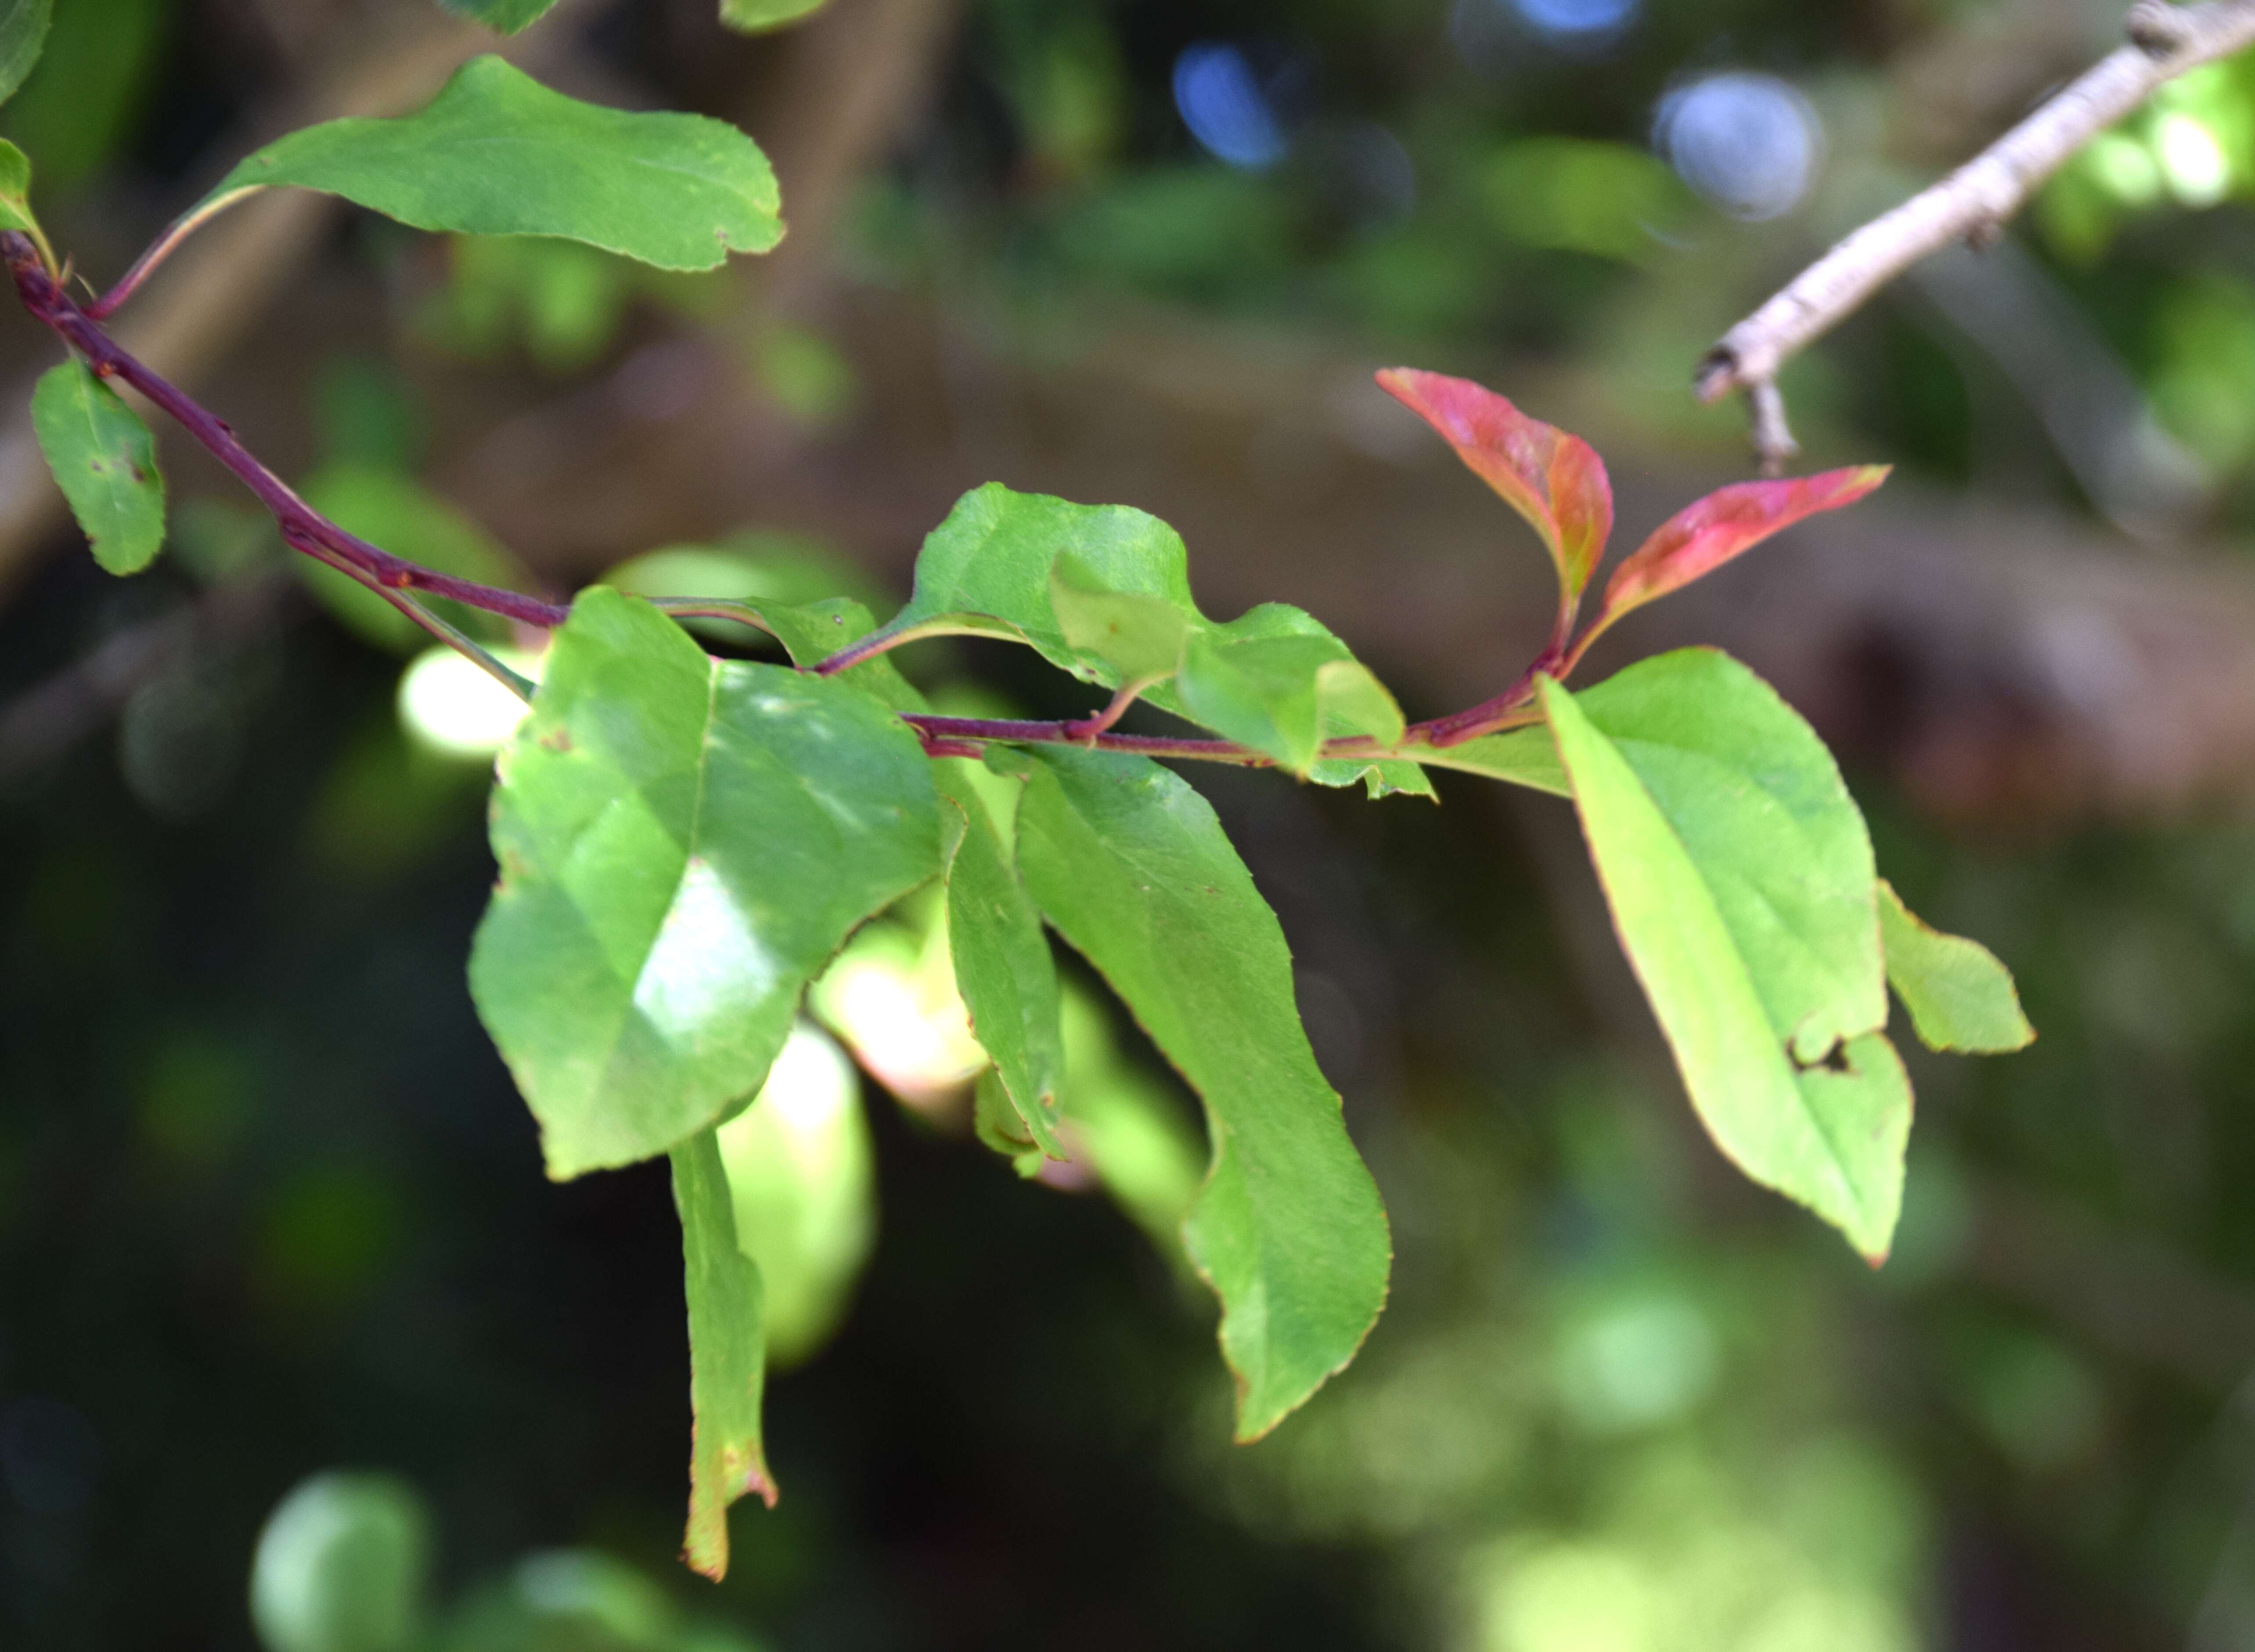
[1015,747,1390,1437]
[250,1473,431,1652]
[716,1023,875,1365]
[1055,984,1206,1266]
[1539,651,1907,1260]
[1177,633,1405,778]
[0,0,50,112]
[297,463,523,652]
[937,763,1066,1157]
[468,587,941,1179]
[720,0,830,31]
[671,1125,772,1582]
[435,0,564,32]
[31,356,164,575]
[1412,727,1568,795]
[1878,880,2035,1055]
[197,57,781,274]
[0,134,48,266]
[1050,550,1193,689]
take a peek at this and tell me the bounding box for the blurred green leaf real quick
[199,57,781,273]
[0,135,41,242]
[937,762,1065,1157]
[0,0,162,194]
[672,1125,772,1580]
[715,1023,873,1364]
[720,0,829,32]
[0,0,49,110]
[31,356,163,574]
[297,463,522,652]
[1054,985,1204,1265]
[436,0,565,32]
[1540,656,1907,1260]
[250,1473,431,1652]
[469,589,940,1179]
[1016,746,1390,1438]
[1877,881,2034,1055]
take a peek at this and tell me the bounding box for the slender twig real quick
[4,231,1565,771]
[2,233,568,631]
[1697,0,2255,469]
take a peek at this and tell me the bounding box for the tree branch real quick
[1697,0,2255,472]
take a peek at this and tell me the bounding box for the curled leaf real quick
[1585,466,1888,642]
[1376,367,1613,608]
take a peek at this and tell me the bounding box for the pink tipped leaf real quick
[1376,368,1614,610]
[1579,466,1889,653]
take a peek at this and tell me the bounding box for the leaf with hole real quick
[32,356,164,575]
[468,587,941,1180]
[671,1125,772,1581]
[194,56,781,274]
[1878,880,2035,1055]
[1016,747,1390,1437]
[1539,650,1907,1260]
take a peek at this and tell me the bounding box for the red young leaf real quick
[1376,368,1614,607]
[1592,465,1889,631]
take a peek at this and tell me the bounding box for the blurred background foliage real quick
[7,0,2255,1648]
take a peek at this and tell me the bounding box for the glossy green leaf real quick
[298,463,522,652]
[716,1024,874,1365]
[671,1125,772,1581]
[468,587,940,1179]
[720,0,829,31]
[1412,727,1568,795]
[1016,747,1390,1437]
[0,0,50,111]
[31,356,163,575]
[937,763,1065,1157]
[436,0,563,32]
[1878,880,2035,1055]
[250,1473,431,1652]
[198,57,781,273]
[1539,652,1906,1260]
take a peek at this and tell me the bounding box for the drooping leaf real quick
[714,1022,874,1365]
[297,463,524,651]
[1375,367,1612,606]
[434,0,562,31]
[1585,467,1889,637]
[937,763,1066,1157]
[1015,747,1390,1437]
[31,356,164,575]
[1877,880,2035,1055]
[195,57,781,274]
[468,587,940,1179]
[0,0,51,112]
[1412,726,1568,795]
[720,0,830,31]
[671,1125,773,1582]
[249,1474,431,1652]
[1539,653,1907,1260]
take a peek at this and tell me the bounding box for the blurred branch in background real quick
[0,0,605,606]
[1699,0,2255,471]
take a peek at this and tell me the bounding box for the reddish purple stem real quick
[3,234,569,630]
[6,227,1557,765]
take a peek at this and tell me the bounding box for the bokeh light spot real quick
[1654,72,1823,220]
[1173,43,1289,170]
